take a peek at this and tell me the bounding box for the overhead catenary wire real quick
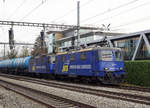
[51,8,76,23]
[91,1,150,25]
[81,0,140,23]
[7,0,27,20]
[51,0,94,22]
[19,0,48,21]
[111,15,150,29]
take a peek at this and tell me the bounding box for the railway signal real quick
[8,28,14,50]
[40,30,45,48]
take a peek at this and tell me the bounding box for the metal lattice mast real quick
[77,1,80,48]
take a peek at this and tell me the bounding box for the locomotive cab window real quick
[115,50,123,61]
[98,50,101,60]
[80,52,86,60]
[51,56,55,63]
[101,50,113,61]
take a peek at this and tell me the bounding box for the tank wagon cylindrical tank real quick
[0,56,31,70]
[13,56,31,69]
[0,59,11,69]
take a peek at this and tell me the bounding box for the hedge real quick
[124,61,150,87]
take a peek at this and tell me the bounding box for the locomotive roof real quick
[56,47,121,55]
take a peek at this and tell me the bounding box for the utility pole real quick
[40,24,46,54]
[77,1,80,48]
[43,24,46,50]
[8,26,14,50]
[3,44,5,59]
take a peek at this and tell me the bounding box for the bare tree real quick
[7,49,18,59]
[31,35,48,56]
[18,46,30,57]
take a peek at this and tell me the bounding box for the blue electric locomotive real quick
[55,47,125,84]
[0,47,125,84]
[28,55,55,74]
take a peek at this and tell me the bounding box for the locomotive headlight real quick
[104,67,108,70]
[120,67,123,70]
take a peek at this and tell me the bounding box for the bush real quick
[125,61,150,87]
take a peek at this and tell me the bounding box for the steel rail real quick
[0,74,150,105]
[0,78,95,108]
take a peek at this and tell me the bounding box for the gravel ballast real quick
[39,78,150,97]
[0,86,47,108]
[0,76,150,108]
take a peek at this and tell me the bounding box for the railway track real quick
[1,73,150,93]
[0,73,150,106]
[119,84,150,93]
[100,83,150,93]
[0,77,95,108]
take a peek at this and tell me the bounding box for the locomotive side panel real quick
[70,51,93,76]
[35,56,48,73]
[48,55,55,74]
[55,54,69,75]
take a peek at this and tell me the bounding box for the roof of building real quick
[56,31,125,43]
[109,29,150,41]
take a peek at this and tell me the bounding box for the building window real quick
[130,40,133,47]
[117,42,125,48]
[61,42,65,47]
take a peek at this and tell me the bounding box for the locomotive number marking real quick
[62,65,68,72]
[70,65,91,69]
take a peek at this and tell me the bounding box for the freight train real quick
[0,47,126,84]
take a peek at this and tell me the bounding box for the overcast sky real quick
[0,0,150,44]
